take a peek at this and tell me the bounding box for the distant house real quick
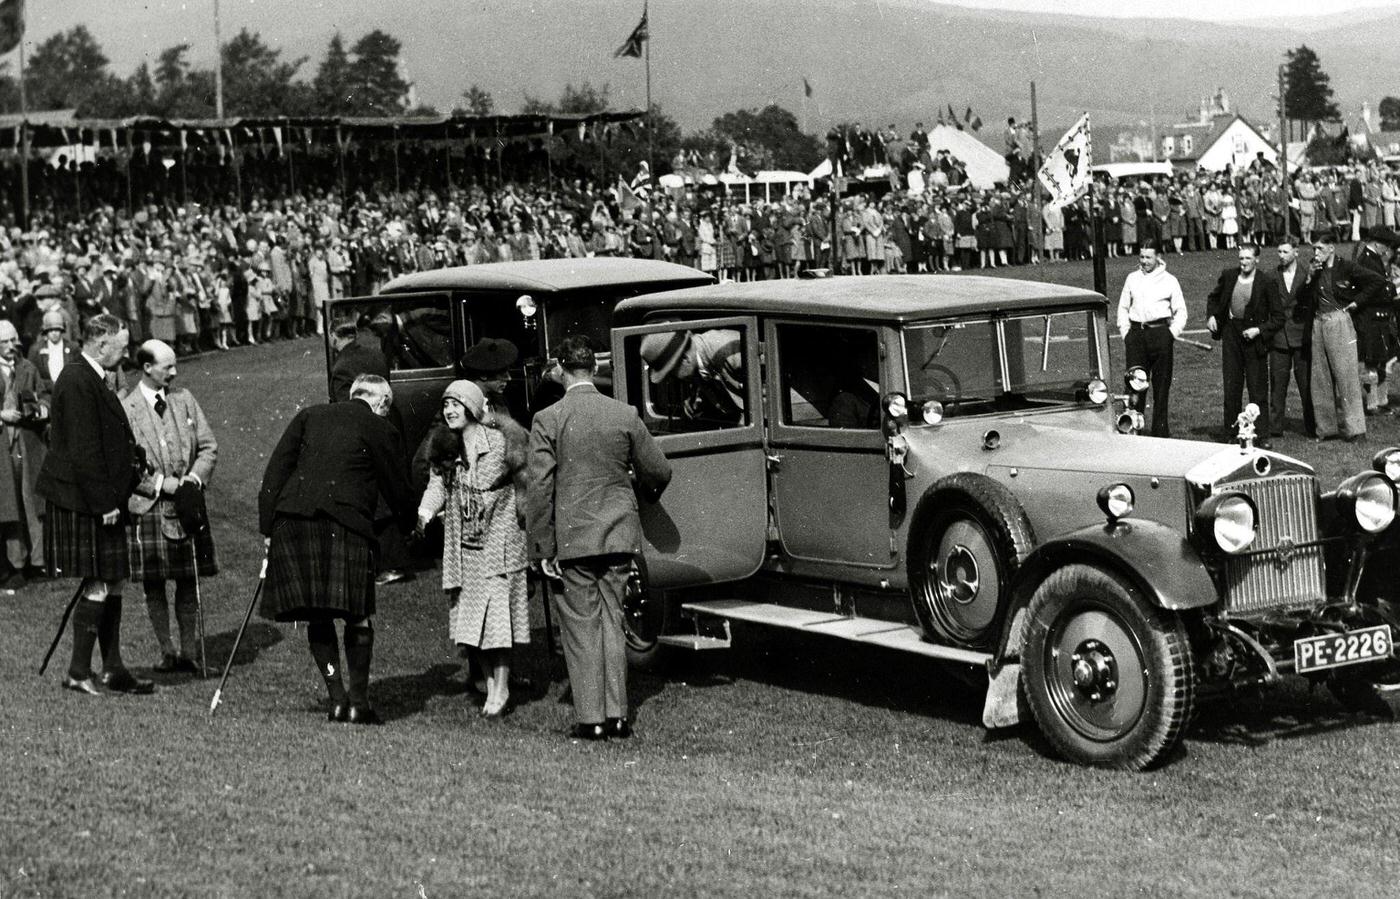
[1106,89,1280,172]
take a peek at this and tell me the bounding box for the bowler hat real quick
[459,338,519,377]
[1368,226,1400,250]
[639,331,690,384]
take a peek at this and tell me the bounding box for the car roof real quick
[382,258,715,295]
[612,275,1106,325]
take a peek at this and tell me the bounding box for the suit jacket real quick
[1206,267,1285,357]
[123,385,218,517]
[524,383,672,563]
[28,338,79,393]
[1271,264,1309,349]
[36,355,139,516]
[1295,258,1388,327]
[258,399,413,543]
[329,336,390,403]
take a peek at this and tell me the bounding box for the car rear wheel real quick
[1021,564,1194,771]
[623,558,667,671]
[908,474,1034,650]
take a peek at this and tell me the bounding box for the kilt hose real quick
[44,500,130,582]
[259,515,376,623]
[128,511,218,582]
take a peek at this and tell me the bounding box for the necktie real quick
[154,392,167,419]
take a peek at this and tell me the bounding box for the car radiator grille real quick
[1220,473,1326,616]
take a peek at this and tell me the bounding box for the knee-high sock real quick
[173,578,199,660]
[68,599,103,681]
[306,620,346,704]
[144,580,173,656]
[343,622,374,706]
[98,594,126,672]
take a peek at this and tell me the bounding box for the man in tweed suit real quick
[36,313,153,696]
[123,340,217,673]
[525,336,671,741]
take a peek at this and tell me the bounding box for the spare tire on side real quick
[907,472,1035,650]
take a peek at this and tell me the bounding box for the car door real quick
[765,320,897,570]
[611,315,768,589]
[323,291,458,454]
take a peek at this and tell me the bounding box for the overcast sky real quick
[935,0,1399,18]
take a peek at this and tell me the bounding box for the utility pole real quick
[213,0,224,119]
[1030,81,1043,261]
[1277,64,1288,233]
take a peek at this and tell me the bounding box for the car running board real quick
[681,599,992,667]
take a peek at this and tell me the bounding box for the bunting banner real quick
[1038,113,1092,210]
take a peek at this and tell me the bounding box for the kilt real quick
[127,508,218,581]
[45,501,130,581]
[259,515,375,623]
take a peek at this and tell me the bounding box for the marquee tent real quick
[809,124,1010,190]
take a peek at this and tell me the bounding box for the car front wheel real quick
[1021,564,1194,770]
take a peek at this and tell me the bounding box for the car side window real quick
[328,295,453,372]
[620,324,751,434]
[776,324,880,429]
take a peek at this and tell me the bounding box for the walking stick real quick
[1175,335,1214,352]
[193,560,207,679]
[538,570,558,661]
[39,581,87,676]
[209,556,267,716]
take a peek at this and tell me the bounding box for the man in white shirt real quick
[1116,245,1187,437]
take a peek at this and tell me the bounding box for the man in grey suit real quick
[525,336,672,741]
[1269,239,1314,438]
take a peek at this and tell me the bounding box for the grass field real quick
[5,249,1400,898]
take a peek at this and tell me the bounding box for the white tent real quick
[808,124,1009,190]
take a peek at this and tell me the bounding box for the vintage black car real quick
[322,258,713,449]
[607,274,1400,770]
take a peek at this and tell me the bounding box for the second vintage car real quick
[607,274,1400,770]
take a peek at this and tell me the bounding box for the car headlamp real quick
[1337,472,1397,535]
[1125,367,1150,394]
[516,294,537,318]
[1195,492,1257,554]
[884,393,908,421]
[1116,410,1144,434]
[1096,483,1135,521]
[920,400,944,425]
[1372,447,1400,484]
[1084,378,1109,405]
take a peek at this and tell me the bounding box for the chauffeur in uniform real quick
[123,340,218,673]
[525,336,672,740]
[37,313,154,696]
[258,373,414,724]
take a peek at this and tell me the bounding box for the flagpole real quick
[213,0,224,120]
[18,15,27,231]
[644,0,654,220]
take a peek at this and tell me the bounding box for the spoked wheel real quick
[622,558,666,671]
[1022,564,1194,770]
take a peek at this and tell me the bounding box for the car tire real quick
[907,473,1034,650]
[623,557,668,671]
[1021,564,1195,771]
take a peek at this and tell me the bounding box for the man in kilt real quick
[37,313,154,696]
[258,373,414,725]
[122,340,218,673]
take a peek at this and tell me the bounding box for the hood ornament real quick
[1235,403,1260,451]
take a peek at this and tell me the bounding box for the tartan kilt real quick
[127,509,218,582]
[44,501,130,582]
[259,515,376,623]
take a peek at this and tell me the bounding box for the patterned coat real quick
[0,357,48,524]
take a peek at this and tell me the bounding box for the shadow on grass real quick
[202,622,284,671]
[375,662,469,722]
[1187,683,1391,749]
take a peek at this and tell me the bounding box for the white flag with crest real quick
[1037,113,1092,209]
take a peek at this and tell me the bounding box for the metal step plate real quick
[657,634,732,651]
[683,599,991,667]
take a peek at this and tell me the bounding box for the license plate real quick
[1294,625,1393,674]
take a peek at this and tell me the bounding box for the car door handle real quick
[766,453,783,467]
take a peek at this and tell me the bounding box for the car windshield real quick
[904,309,1102,416]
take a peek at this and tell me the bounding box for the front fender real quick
[995,518,1218,663]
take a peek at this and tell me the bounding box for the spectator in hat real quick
[459,337,519,416]
[639,328,746,427]
[0,318,49,585]
[29,308,77,395]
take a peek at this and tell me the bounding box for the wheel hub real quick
[1069,639,1118,702]
[938,545,980,605]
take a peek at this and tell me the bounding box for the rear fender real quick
[994,519,1217,665]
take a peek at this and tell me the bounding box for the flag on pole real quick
[616,175,640,213]
[0,0,23,57]
[948,104,963,131]
[614,7,648,58]
[1037,113,1093,209]
[803,77,813,98]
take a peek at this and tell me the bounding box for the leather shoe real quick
[101,668,156,694]
[373,569,412,587]
[172,656,202,675]
[569,723,608,741]
[328,703,349,723]
[62,676,102,696]
[346,705,382,725]
[153,652,180,673]
[605,717,633,739]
